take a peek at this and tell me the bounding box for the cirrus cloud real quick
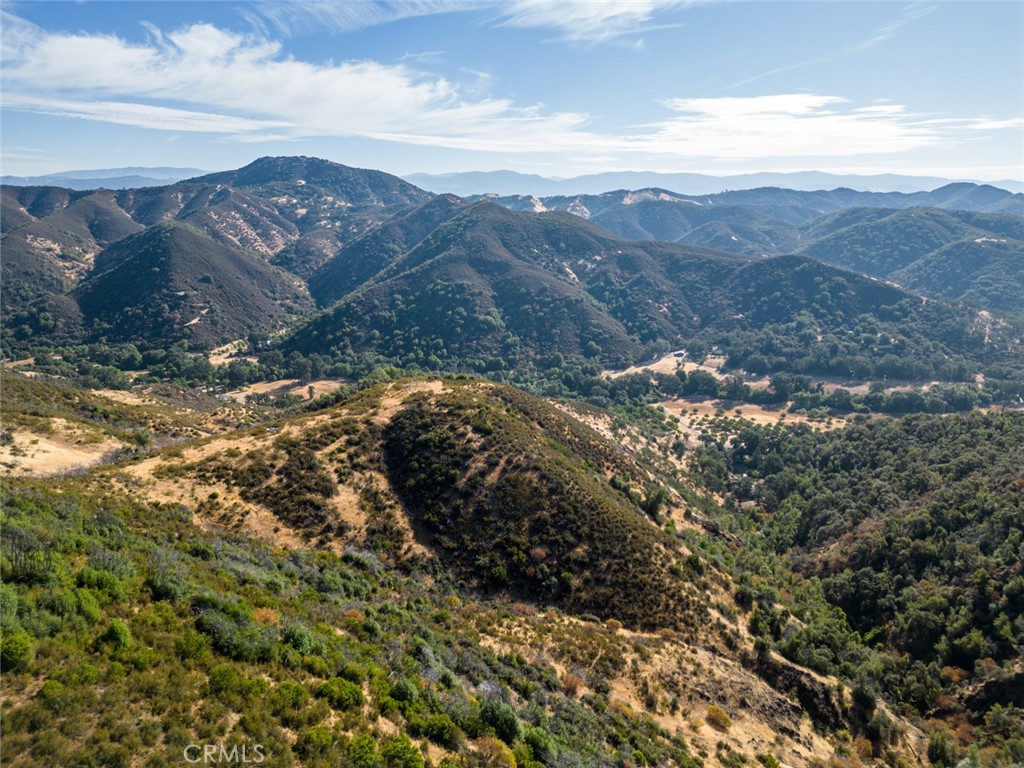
[1,17,589,150]
[2,12,1008,167]
[631,94,944,159]
[248,0,695,45]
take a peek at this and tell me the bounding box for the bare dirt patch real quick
[93,389,162,407]
[604,352,731,382]
[0,425,122,476]
[208,339,258,367]
[663,399,846,432]
[371,380,447,424]
[224,378,345,403]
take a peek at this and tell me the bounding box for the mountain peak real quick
[187,156,432,208]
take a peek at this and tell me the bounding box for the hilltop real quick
[2,376,946,767]
[284,201,1018,383]
[73,222,313,347]
[1,158,432,352]
[5,157,1022,374]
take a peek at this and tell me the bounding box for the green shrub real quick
[41,589,79,622]
[338,661,366,683]
[38,679,66,710]
[283,622,317,655]
[75,588,101,623]
[928,729,960,767]
[1,628,35,670]
[146,571,190,603]
[318,677,364,711]
[207,665,267,711]
[390,677,419,704]
[59,662,100,686]
[98,620,132,651]
[852,683,877,713]
[347,732,380,768]
[481,698,523,744]
[381,735,424,768]
[209,665,245,697]
[524,726,558,765]
[297,725,335,758]
[270,680,309,713]
[76,567,124,600]
[175,629,210,661]
[416,713,460,749]
[705,704,732,732]
[0,582,17,623]
[194,609,276,662]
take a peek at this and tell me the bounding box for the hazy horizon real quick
[2,1,1021,181]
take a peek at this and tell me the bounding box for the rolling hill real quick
[1,157,435,352]
[482,191,1024,314]
[5,376,950,767]
[405,168,1024,196]
[798,208,1024,313]
[73,222,313,347]
[284,201,1016,382]
[284,202,747,369]
[3,157,1021,382]
[307,194,470,306]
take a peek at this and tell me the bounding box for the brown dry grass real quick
[223,378,345,403]
[0,422,122,477]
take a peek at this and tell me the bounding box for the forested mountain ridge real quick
[72,222,314,348]
[481,193,1024,314]
[686,409,1024,762]
[406,168,1024,197]
[282,202,1020,384]
[3,155,1024,767]
[3,157,1022,389]
[478,183,1024,223]
[797,209,1024,313]
[3,375,950,768]
[1,158,432,350]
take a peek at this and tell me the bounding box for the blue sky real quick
[2,1,1022,180]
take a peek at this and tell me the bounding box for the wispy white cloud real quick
[399,50,446,63]
[1,17,588,150]
[247,0,695,45]
[966,118,1024,131]
[1,93,292,134]
[727,4,936,90]
[493,0,693,44]
[850,3,937,53]
[0,14,995,165]
[251,1,472,37]
[630,94,945,159]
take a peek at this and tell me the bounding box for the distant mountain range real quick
[478,187,1024,313]
[8,165,1022,196]
[3,156,1022,383]
[0,166,206,190]
[405,169,1024,196]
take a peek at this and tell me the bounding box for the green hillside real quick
[797,209,1024,314]
[1,187,145,350]
[74,222,313,348]
[892,239,1024,313]
[690,411,1024,740]
[308,195,469,306]
[381,382,704,630]
[1,475,707,768]
[283,203,753,370]
[8,374,952,766]
[280,203,1017,383]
